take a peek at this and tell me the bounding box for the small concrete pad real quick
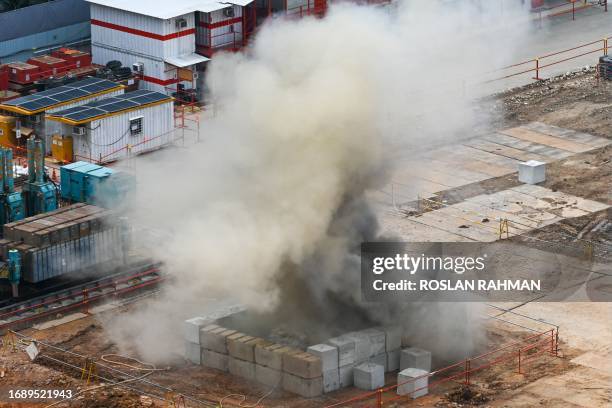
[387,349,401,372]
[228,335,266,362]
[228,357,255,380]
[183,317,211,344]
[184,341,201,364]
[255,364,282,387]
[400,347,432,372]
[397,368,428,398]
[323,368,340,393]
[201,349,228,372]
[327,336,356,366]
[200,326,236,354]
[338,364,354,387]
[282,372,323,398]
[283,351,322,379]
[255,343,290,370]
[354,363,385,391]
[307,344,339,372]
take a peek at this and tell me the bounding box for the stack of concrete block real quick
[255,342,289,387]
[200,324,238,372]
[282,351,324,398]
[323,326,402,390]
[227,332,268,381]
[183,317,210,364]
[307,344,339,393]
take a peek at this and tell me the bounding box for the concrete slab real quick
[282,372,323,398]
[32,312,87,330]
[400,347,432,372]
[323,368,340,393]
[524,122,611,148]
[483,133,573,160]
[283,351,322,379]
[228,357,255,381]
[200,326,237,354]
[307,344,339,372]
[382,217,473,242]
[327,336,356,367]
[500,127,592,153]
[255,364,282,387]
[255,343,290,370]
[463,138,549,162]
[228,335,266,362]
[184,341,201,365]
[354,363,385,391]
[397,368,428,398]
[201,349,229,372]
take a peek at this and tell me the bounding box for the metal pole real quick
[572,1,575,20]
[534,58,540,80]
[518,349,522,374]
[377,389,383,407]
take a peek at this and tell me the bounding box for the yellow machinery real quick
[0,115,16,147]
[51,134,73,163]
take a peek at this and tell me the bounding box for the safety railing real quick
[196,31,245,58]
[324,328,558,407]
[486,35,610,83]
[286,0,327,19]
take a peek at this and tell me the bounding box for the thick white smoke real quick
[105,1,531,362]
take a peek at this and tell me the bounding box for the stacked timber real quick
[0,204,127,283]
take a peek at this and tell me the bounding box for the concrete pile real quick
[184,317,431,399]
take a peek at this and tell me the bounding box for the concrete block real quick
[255,364,282,387]
[282,372,323,398]
[386,349,400,372]
[400,347,432,372]
[184,341,201,364]
[397,368,428,398]
[345,332,370,363]
[183,318,212,344]
[200,326,237,354]
[353,362,385,391]
[228,357,255,381]
[326,336,355,367]
[361,328,386,357]
[283,351,322,379]
[201,349,229,372]
[307,344,338,372]
[369,353,387,371]
[338,364,354,387]
[383,326,402,352]
[228,335,266,362]
[323,368,340,393]
[518,160,546,184]
[255,343,290,370]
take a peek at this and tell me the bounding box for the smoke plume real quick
[105,0,531,362]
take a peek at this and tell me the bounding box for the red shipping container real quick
[51,48,92,70]
[0,65,8,91]
[7,62,41,84]
[27,55,69,77]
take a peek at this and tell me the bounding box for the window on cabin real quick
[129,117,143,136]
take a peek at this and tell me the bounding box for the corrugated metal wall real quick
[67,101,174,162]
[41,88,125,153]
[196,7,243,49]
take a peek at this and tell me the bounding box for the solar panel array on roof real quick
[0,78,122,114]
[48,90,172,124]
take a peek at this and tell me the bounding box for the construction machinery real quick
[22,137,57,217]
[0,147,24,225]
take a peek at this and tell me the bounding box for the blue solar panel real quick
[50,90,172,123]
[0,78,121,113]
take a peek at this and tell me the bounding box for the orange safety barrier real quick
[486,35,610,83]
[324,329,558,408]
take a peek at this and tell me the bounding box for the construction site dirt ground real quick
[1,71,610,407]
